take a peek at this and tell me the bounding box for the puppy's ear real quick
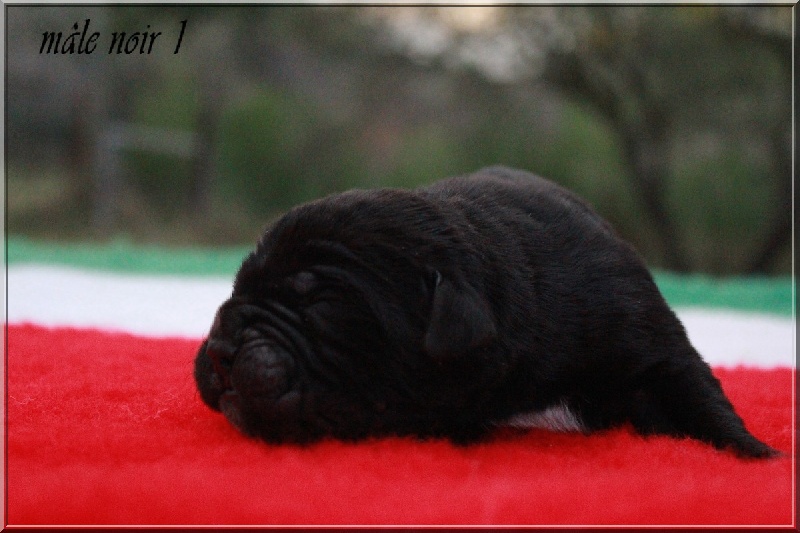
[424,272,497,360]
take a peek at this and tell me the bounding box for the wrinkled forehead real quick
[261,187,458,253]
[229,188,472,307]
[237,230,438,296]
[207,295,252,338]
[233,238,366,296]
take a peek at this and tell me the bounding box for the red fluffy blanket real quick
[6,324,794,527]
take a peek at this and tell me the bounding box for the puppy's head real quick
[194,188,499,442]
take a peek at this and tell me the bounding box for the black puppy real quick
[194,166,776,458]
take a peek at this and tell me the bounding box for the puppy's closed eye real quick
[290,271,317,296]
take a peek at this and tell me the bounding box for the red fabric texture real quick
[6,324,795,526]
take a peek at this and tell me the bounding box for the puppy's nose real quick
[206,338,237,386]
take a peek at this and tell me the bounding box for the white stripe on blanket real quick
[6,264,795,368]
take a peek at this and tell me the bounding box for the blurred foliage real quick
[216,89,326,213]
[128,75,198,214]
[669,148,775,273]
[5,5,792,274]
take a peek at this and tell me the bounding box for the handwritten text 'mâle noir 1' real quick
[40,19,188,55]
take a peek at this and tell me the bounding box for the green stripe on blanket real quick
[654,272,792,317]
[8,237,249,277]
[7,236,793,317]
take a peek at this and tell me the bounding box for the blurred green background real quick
[6,5,793,275]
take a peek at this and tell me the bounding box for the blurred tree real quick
[6,5,792,274]
[536,6,791,273]
[714,7,792,274]
[365,6,791,273]
[541,9,692,271]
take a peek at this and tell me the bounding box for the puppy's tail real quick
[628,356,780,459]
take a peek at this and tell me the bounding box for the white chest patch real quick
[500,401,585,433]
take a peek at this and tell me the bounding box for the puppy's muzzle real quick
[205,337,236,392]
[196,324,302,434]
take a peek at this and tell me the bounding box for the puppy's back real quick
[422,166,616,239]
